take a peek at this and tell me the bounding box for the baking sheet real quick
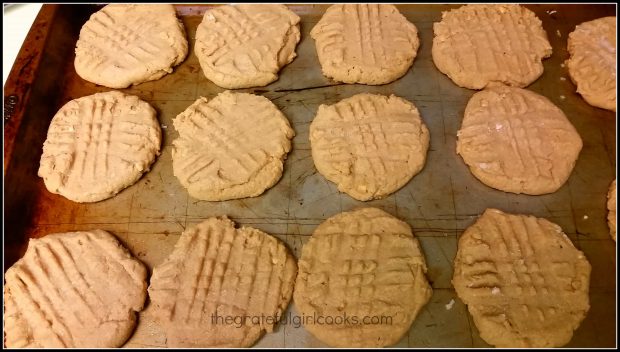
[5,4,616,348]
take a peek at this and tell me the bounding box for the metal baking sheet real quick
[3,4,616,348]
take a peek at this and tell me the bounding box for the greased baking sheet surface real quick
[18,4,616,347]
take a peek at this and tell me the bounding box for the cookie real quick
[453,208,591,347]
[310,93,429,201]
[456,85,582,195]
[311,4,419,85]
[195,4,300,89]
[3,230,147,348]
[567,16,616,111]
[38,91,161,203]
[294,207,432,347]
[433,4,552,89]
[75,4,188,88]
[148,217,297,347]
[608,179,616,241]
[172,91,294,201]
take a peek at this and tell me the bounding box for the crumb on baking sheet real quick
[445,299,455,310]
[560,77,567,81]
[556,29,562,37]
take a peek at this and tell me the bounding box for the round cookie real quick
[195,4,300,89]
[433,4,552,89]
[294,207,432,347]
[456,85,582,195]
[608,179,616,241]
[310,93,430,201]
[75,4,188,88]
[3,230,147,348]
[172,91,294,201]
[453,208,591,347]
[38,91,161,203]
[567,16,616,111]
[148,217,297,347]
[311,4,419,85]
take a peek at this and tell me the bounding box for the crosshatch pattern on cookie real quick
[456,86,582,195]
[38,92,161,202]
[75,4,188,88]
[433,4,552,89]
[4,231,147,348]
[311,4,419,84]
[453,209,591,347]
[148,217,297,347]
[295,208,432,347]
[196,4,300,88]
[310,94,429,201]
